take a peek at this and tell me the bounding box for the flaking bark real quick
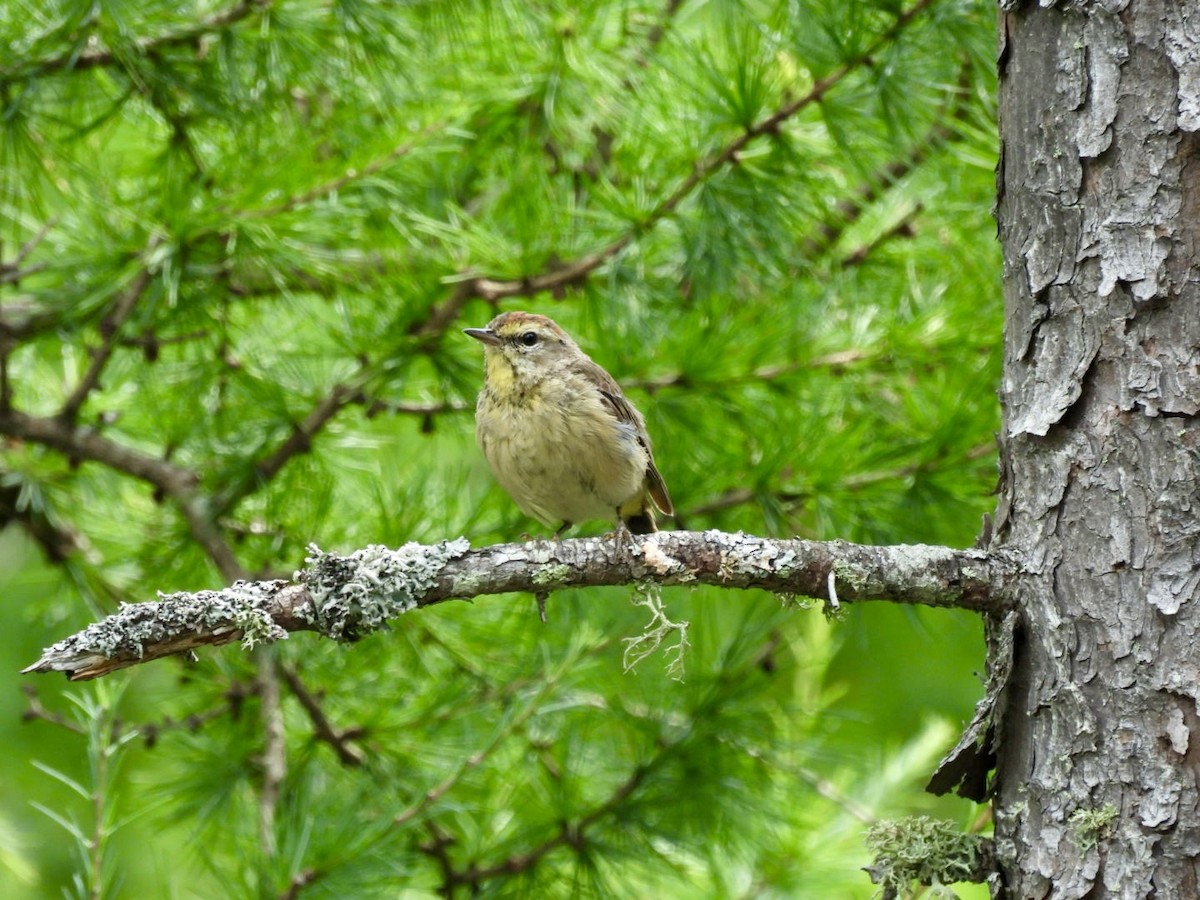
[992,0,1200,895]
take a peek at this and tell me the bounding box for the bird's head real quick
[464,311,581,387]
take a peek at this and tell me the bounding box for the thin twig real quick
[0,408,245,581]
[445,763,651,888]
[800,56,975,261]
[0,262,49,285]
[210,377,366,518]
[638,0,685,65]
[11,219,58,268]
[279,664,365,767]
[60,265,154,423]
[2,0,273,84]
[238,125,441,220]
[683,441,995,519]
[0,477,87,562]
[256,650,285,858]
[450,0,939,306]
[395,669,563,828]
[21,685,86,734]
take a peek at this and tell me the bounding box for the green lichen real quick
[532,563,572,587]
[864,817,982,899]
[1070,803,1117,851]
[778,592,819,610]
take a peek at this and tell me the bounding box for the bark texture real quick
[994,0,1200,896]
[22,532,1005,680]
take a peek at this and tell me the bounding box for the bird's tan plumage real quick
[465,311,672,534]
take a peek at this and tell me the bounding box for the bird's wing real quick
[574,358,674,517]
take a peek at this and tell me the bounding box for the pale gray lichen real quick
[301,538,470,641]
[26,579,292,667]
[622,583,690,680]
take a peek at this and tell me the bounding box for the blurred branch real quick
[60,264,154,423]
[448,0,938,307]
[800,57,975,262]
[20,685,85,734]
[637,0,685,67]
[626,348,875,395]
[257,648,285,857]
[684,442,995,520]
[0,409,245,580]
[280,664,365,767]
[840,204,923,268]
[396,668,562,828]
[0,219,57,284]
[238,125,440,219]
[443,760,650,889]
[209,375,371,519]
[1,0,273,84]
[136,681,257,747]
[364,398,470,418]
[22,532,1010,681]
[279,871,319,900]
[0,476,88,563]
[22,681,255,746]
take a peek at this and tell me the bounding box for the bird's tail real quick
[624,508,657,534]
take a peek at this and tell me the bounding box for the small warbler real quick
[465,311,673,536]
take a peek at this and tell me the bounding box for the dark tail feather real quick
[624,509,657,534]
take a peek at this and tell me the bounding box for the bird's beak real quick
[464,327,502,347]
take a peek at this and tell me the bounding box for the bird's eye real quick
[519,331,539,347]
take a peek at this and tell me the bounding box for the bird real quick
[464,311,673,537]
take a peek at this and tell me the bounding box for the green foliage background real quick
[1,0,1000,896]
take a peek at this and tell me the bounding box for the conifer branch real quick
[238,126,440,219]
[211,378,368,518]
[1,0,273,84]
[0,478,88,563]
[0,409,244,581]
[639,0,685,65]
[800,57,976,261]
[452,0,939,306]
[60,262,154,424]
[279,664,365,767]
[21,532,1009,681]
[680,443,994,523]
[444,761,650,889]
[395,669,562,828]
[1,219,57,286]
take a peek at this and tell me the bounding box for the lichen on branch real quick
[22,531,1010,681]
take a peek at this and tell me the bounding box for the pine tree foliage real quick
[2,0,999,896]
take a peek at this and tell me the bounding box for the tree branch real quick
[21,532,1010,681]
[800,56,976,261]
[236,125,440,220]
[446,761,650,889]
[0,409,244,580]
[449,0,938,306]
[60,263,154,423]
[0,476,88,563]
[256,649,285,858]
[279,664,365,767]
[1,0,273,85]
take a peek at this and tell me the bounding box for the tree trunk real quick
[994,0,1200,896]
